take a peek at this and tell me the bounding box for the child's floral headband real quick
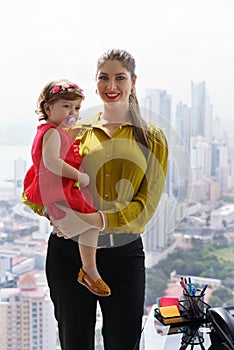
[51,83,85,99]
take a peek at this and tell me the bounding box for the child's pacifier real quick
[65,115,78,125]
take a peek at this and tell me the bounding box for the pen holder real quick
[180,293,206,320]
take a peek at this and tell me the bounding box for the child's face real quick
[45,98,82,127]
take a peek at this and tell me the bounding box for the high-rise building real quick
[143,193,168,253]
[0,271,57,350]
[0,255,12,277]
[142,89,172,197]
[14,158,27,197]
[211,141,220,177]
[211,142,230,191]
[32,216,50,241]
[190,81,212,141]
[219,145,229,168]
[175,102,191,152]
[212,116,222,141]
[209,181,220,202]
[190,136,211,182]
[228,164,234,189]
[0,253,18,288]
[143,89,171,125]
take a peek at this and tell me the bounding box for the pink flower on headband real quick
[61,84,69,90]
[70,83,84,92]
[51,83,84,97]
[52,86,60,94]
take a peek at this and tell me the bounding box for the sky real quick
[0,0,234,144]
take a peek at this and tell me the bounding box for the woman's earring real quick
[95,89,98,95]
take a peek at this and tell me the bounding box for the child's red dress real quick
[24,123,95,219]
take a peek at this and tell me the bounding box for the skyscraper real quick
[190,136,211,182]
[175,102,191,152]
[14,158,27,197]
[142,88,172,195]
[0,271,57,350]
[191,81,212,141]
[143,89,171,125]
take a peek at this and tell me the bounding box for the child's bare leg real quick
[78,228,100,282]
[77,228,111,296]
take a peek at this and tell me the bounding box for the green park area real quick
[145,236,234,309]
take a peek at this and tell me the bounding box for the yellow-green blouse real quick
[70,113,168,234]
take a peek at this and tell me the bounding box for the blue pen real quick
[191,287,196,296]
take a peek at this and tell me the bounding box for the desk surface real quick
[140,304,212,350]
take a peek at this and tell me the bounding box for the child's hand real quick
[78,172,90,187]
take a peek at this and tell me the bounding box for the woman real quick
[46,49,168,350]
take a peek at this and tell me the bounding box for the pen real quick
[180,281,185,291]
[191,287,196,296]
[186,282,198,296]
[200,284,208,296]
[180,280,188,294]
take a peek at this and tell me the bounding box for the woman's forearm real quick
[50,204,108,238]
[77,211,108,231]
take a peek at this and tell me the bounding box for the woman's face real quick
[96,60,136,105]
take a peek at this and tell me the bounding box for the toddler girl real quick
[23,79,111,297]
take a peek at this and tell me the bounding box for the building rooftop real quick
[212,204,234,216]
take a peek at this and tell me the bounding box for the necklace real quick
[100,118,123,128]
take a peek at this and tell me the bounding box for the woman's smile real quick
[104,91,120,100]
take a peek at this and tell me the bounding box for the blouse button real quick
[104,194,109,198]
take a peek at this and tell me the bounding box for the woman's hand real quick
[43,206,69,239]
[49,203,98,239]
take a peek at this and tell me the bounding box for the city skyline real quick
[0,79,233,147]
[1,62,234,349]
[0,0,233,136]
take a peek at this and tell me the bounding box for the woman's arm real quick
[49,126,168,236]
[50,204,107,238]
[42,128,89,185]
[105,127,168,230]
